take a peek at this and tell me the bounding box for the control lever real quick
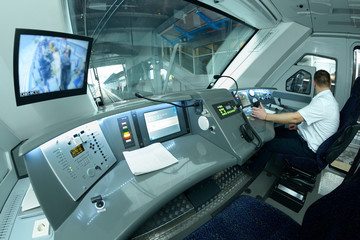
[277,98,288,109]
[240,124,255,142]
[239,108,262,149]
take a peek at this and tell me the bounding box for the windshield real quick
[68,0,256,106]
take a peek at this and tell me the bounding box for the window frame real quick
[285,69,312,95]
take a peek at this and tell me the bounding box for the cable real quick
[208,75,241,108]
[213,75,239,95]
[213,75,242,109]
[241,110,263,150]
[134,92,200,108]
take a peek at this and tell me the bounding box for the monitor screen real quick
[238,91,251,107]
[144,106,181,141]
[233,90,251,107]
[13,28,93,106]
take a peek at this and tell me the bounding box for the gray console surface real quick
[20,88,276,240]
[54,134,237,240]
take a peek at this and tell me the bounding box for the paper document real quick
[124,143,178,175]
[21,184,40,212]
[265,108,276,114]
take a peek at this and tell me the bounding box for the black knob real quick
[91,195,105,209]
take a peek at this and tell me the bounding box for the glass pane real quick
[297,55,337,94]
[286,70,312,95]
[354,48,360,84]
[0,151,9,183]
[67,0,256,106]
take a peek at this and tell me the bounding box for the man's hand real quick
[251,102,304,125]
[251,102,267,120]
[288,124,298,131]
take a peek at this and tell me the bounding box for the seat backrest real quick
[301,147,360,239]
[340,76,360,126]
[315,77,360,169]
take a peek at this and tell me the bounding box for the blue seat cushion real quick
[301,172,360,239]
[185,195,300,240]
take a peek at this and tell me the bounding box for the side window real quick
[0,151,9,182]
[296,55,337,94]
[286,70,311,94]
[353,47,360,84]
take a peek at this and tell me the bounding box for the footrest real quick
[281,166,316,192]
[270,180,306,213]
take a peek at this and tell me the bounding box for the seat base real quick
[270,166,316,212]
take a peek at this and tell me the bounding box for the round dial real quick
[249,89,255,97]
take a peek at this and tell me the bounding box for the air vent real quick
[328,21,353,26]
[0,194,22,240]
[254,30,277,52]
[332,8,360,15]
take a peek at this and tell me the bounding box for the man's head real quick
[314,70,331,89]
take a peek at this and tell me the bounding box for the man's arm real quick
[251,102,304,124]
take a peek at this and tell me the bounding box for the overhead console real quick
[20,88,275,240]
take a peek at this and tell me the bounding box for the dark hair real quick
[314,70,331,87]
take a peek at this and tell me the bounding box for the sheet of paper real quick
[265,108,276,114]
[21,184,40,212]
[124,143,178,175]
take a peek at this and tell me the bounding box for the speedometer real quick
[249,89,255,97]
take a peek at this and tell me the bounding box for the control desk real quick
[19,88,276,240]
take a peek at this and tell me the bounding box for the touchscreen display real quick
[144,106,181,141]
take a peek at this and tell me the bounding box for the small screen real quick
[212,101,240,119]
[18,35,89,96]
[13,28,93,106]
[144,107,181,141]
[238,91,251,107]
[70,144,85,158]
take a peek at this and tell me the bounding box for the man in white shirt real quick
[250,70,339,172]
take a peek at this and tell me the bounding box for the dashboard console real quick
[21,88,275,240]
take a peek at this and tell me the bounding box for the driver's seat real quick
[282,76,360,175]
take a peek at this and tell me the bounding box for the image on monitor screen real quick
[144,106,181,141]
[233,90,251,107]
[238,91,251,107]
[13,28,93,106]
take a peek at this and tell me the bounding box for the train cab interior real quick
[1,0,360,239]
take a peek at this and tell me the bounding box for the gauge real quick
[249,89,255,96]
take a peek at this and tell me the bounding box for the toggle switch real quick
[80,131,89,142]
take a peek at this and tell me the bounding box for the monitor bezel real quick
[13,28,93,106]
[133,103,189,147]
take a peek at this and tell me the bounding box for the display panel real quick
[233,89,275,107]
[212,101,240,120]
[233,90,251,107]
[133,103,189,146]
[13,28,93,106]
[70,144,85,158]
[144,107,181,141]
